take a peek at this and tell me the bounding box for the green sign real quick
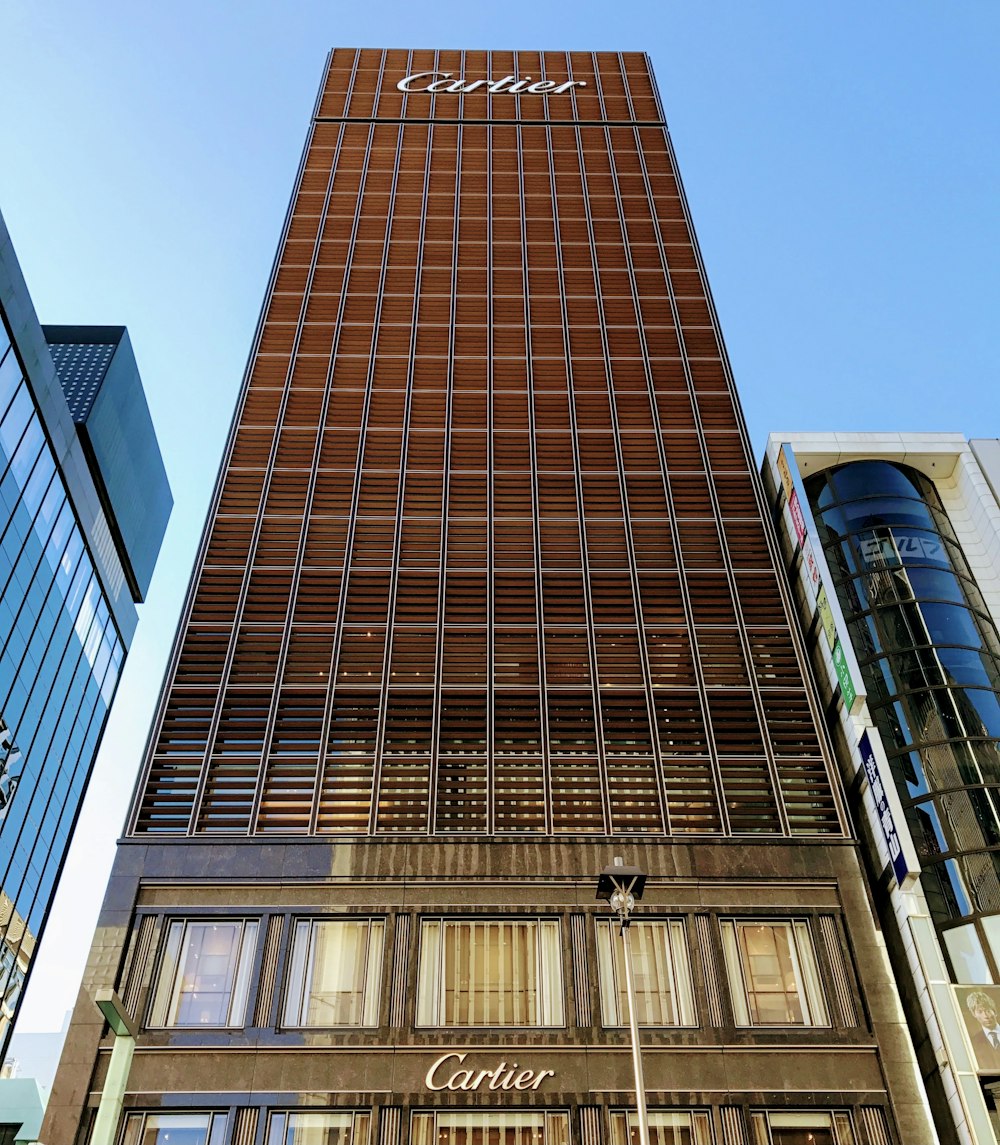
[832,640,856,710]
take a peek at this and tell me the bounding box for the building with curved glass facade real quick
[0,206,171,1059]
[765,433,1000,1145]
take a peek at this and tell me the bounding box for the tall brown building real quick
[47,50,935,1145]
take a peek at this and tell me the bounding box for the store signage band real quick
[425,1052,555,1092]
[397,73,586,94]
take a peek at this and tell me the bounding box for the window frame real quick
[749,1109,856,1145]
[146,917,260,1030]
[281,916,386,1029]
[720,917,829,1028]
[265,1109,371,1145]
[410,1109,570,1145]
[415,915,566,1028]
[119,1110,227,1145]
[610,1109,714,1145]
[595,916,697,1028]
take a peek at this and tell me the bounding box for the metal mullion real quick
[245,85,379,834]
[253,55,394,834]
[519,65,552,836]
[0,385,43,495]
[426,49,454,835]
[587,54,730,834]
[367,50,423,834]
[0,465,61,668]
[635,56,851,835]
[515,116,545,833]
[566,58,670,836]
[542,103,612,837]
[132,51,357,837]
[0,435,50,605]
[612,54,789,835]
[305,49,400,835]
[0,590,112,920]
[0,516,85,736]
[486,56,497,835]
[189,68,363,835]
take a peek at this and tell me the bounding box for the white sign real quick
[858,533,945,566]
[397,73,586,94]
[425,1051,555,1092]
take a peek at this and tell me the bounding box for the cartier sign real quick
[397,73,586,95]
[425,1052,555,1092]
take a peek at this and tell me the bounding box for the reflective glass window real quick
[943,923,992,984]
[411,1113,568,1145]
[148,919,259,1028]
[282,917,384,1027]
[750,1110,855,1145]
[610,1110,713,1145]
[831,460,922,502]
[416,918,564,1027]
[721,919,828,1027]
[121,1113,226,1145]
[840,496,935,534]
[596,918,696,1026]
[267,1111,370,1145]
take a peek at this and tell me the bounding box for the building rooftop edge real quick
[0,208,138,644]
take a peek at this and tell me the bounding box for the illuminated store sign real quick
[425,1052,555,1092]
[396,73,586,94]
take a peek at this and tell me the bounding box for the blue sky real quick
[2,1,998,1030]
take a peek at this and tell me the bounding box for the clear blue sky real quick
[2,1,997,1030]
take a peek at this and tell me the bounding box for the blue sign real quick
[859,731,909,887]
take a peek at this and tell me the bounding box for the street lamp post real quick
[90,989,137,1145]
[597,857,650,1145]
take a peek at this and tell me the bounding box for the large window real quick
[611,1111,712,1145]
[283,918,384,1027]
[750,1111,855,1145]
[721,920,828,1027]
[148,919,258,1028]
[597,919,696,1026]
[411,1111,569,1145]
[416,918,564,1027]
[120,1113,226,1145]
[266,1111,370,1145]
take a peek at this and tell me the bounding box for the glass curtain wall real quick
[807,460,1000,977]
[0,318,123,1038]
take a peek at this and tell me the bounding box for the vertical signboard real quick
[777,445,863,715]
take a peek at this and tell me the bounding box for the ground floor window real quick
[750,1111,856,1145]
[411,1110,570,1145]
[266,1110,371,1145]
[120,1112,226,1145]
[610,1110,713,1145]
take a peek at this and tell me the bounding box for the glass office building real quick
[765,434,1000,1145]
[0,208,171,1057]
[47,51,935,1145]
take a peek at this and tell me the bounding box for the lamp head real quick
[595,856,647,902]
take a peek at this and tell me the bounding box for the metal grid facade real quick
[132,49,840,840]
